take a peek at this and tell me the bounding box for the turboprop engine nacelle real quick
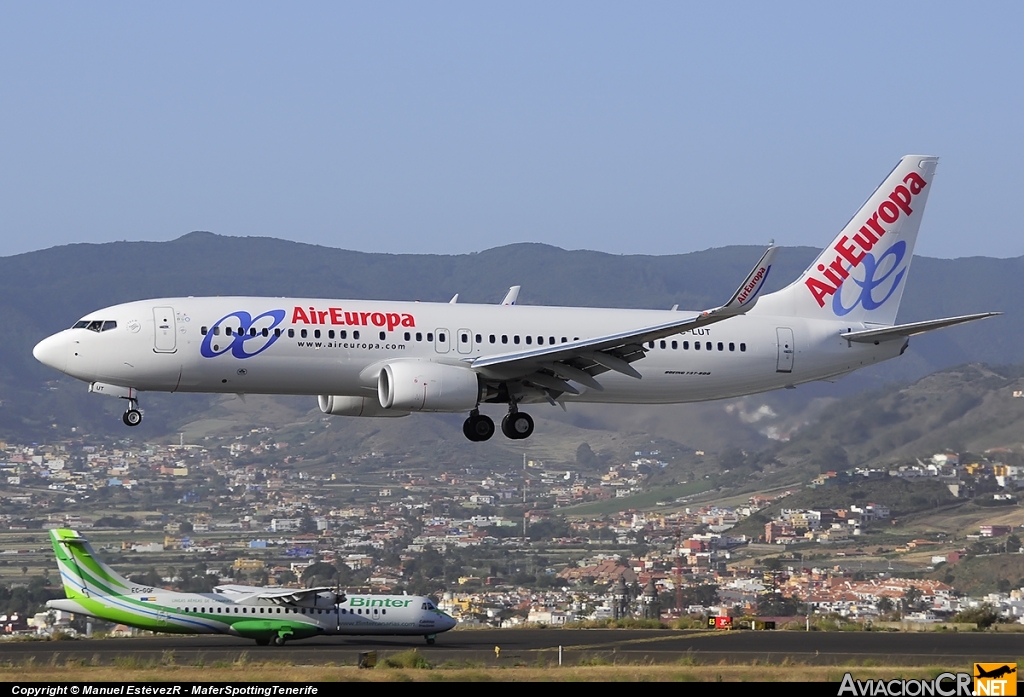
[377,360,480,412]
[318,395,409,418]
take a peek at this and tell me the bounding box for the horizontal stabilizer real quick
[841,312,1001,343]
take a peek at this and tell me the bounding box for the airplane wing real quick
[470,244,777,394]
[214,584,342,605]
[840,312,1001,343]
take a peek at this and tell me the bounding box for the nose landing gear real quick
[122,398,143,427]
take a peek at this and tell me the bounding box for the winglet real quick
[500,286,521,306]
[707,244,777,318]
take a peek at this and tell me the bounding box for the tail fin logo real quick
[805,171,927,307]
[832,241,907,317]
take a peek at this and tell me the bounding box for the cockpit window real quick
[72,319,117,332]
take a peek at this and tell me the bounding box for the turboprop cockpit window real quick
[102,321,117,331]
[86,320,103,332]
[73,320,89,329]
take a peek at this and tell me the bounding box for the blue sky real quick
[2,2,1022,259]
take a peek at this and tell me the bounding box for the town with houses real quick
[0,431,1022,636]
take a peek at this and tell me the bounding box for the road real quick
[2,629,1020,666]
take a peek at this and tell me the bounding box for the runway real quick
[2,629,1020,667]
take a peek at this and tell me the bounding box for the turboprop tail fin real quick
[755,155,939,325]
[50,529,132,599]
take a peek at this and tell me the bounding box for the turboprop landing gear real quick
[272,635,287,646]
[122,399,142,427]
[463,410,495,442]
[425,634,436,645]
[501,410,534,440]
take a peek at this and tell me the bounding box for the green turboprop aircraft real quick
[46,529,456,645]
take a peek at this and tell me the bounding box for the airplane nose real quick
[33,333,68,374]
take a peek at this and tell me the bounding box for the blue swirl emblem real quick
[832,241,907,317]
[200,310,286,359]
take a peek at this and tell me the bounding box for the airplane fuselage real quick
[36,296,904,405]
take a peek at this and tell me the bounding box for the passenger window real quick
[416,332,422,341]
[695,341,701,350]
[461,333,469,343]
[537,336,543,345]
[561,337,567,343]
[405,332,411,341]
[250,327,257,337]
[301,329,308,338]
[201,326,208,335]
[340,330,347,339]
[262,328,269,337]
[214,327,221,336]
[740,343,747,352]
[353,331,360,340]
[439,333,446,342]
[475,334,482,343]
[314,330,321,339]
[671,341,677,349]
[660,340,666,349]
[683,341,689,349]
[513,335,520,344]
[648,341,655,349]
[288,328,294,338]
[717,342,723,351]
[526,336,532,345]
[729,342,735,351]
[275,328,281,337]
[226,327,233,336]
[706,342,712,350]
[501,335,508,344]
[328,330,335,339]
[549,337,555,344]
[427,332,433,342]
[379,331,386,340]
[489,335,496,343]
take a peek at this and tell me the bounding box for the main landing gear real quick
[122,398,143,427]
[425,634,436,645]
[463,410,495,442]
[463,407,535,441]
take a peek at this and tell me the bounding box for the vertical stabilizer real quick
[755,155,938,325]
[50,529,132,599]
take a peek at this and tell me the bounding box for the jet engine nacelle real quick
[377,360,480,412]
[317,395,409,418]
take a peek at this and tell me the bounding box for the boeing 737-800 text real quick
[32,155,998,441]
[46,529,456,645]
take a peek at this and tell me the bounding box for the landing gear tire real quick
[425,635,436,645]
[272,635,286,646]
[122,409,142,427]
[501,411,534,440]
[463,412,495,442]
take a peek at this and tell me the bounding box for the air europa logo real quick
[292,306,416,331]
[737,265,771,305]
[805,171,928,308]
[200,310,286,359]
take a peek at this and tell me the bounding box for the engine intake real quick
[318,395,408,418]
[377,360,480,412]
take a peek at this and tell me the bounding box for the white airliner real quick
[33,155,997,441]
[46,529,457,645]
